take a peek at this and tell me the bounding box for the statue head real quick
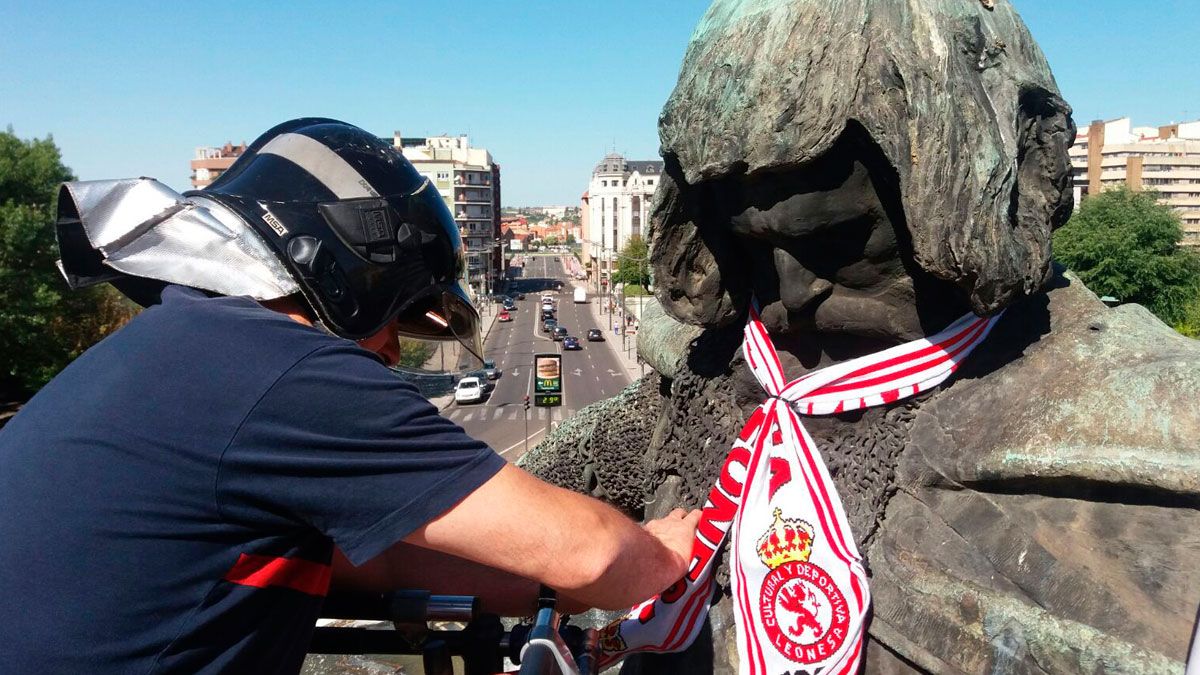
[651,0,1075,343]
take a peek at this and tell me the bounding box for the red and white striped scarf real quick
[597,306,1001,673]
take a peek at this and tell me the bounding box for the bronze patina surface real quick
[521,1,1199,672]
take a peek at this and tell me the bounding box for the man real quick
[0,118,699,674]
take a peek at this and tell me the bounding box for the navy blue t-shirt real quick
[0,286,505,674]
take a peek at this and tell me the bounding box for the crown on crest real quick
[756,508,815,569]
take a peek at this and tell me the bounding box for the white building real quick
[390,134,503,297]
[1071,118,1200,245]
[582,153,663,286]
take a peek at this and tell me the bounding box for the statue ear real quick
[649,158,748,328]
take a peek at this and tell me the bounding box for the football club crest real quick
[756,509,850,664]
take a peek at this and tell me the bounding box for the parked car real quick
[552,326,568,341]
[562,336,581,350]
[498,310,512,322]
[481,359,502,380]
[542,319,558,334]
[491,294,511,304]
[586,328,605,342]
[515,291,526,300]
[454,376,484,404]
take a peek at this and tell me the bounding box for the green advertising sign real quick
[533,353,563,406]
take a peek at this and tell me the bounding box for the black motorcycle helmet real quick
[186,118,482,358]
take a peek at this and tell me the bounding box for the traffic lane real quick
[443,254,625,461]
[448,291,560,457]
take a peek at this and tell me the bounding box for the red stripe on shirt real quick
[223,553,332,597]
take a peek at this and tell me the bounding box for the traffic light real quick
[523,395,530,411]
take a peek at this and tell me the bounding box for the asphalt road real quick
[444,254,630,462]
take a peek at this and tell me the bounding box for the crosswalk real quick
[444,406,577,423]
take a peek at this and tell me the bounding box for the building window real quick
[647,179,654,186]
[437,171,450,181]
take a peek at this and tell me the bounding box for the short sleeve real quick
[216,343,506,565]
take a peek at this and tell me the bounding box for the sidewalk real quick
[568,275,649,384]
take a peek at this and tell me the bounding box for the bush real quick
[396,338,437,369]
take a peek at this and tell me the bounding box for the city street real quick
[446,254,631,462]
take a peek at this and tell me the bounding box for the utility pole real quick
[523,394,530,457]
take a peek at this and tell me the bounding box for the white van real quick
[573,287,587,303]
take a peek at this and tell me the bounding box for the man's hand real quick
[644,508,702,577]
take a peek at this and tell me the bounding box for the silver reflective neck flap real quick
[57,178,298,300]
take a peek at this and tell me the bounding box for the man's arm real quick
[331,543,549,617]
[392,464,698,611]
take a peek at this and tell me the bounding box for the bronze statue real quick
[522,0,1200,672]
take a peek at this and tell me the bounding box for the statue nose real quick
[774,248,833,313]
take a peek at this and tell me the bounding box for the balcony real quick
[455,208,493,221]
[455,189,492,204]
[453,174,492,187]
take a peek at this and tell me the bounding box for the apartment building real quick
[1071,118,1200,245]
[389,134,503,298]
[582,153,662,286]
[189,142,246,189]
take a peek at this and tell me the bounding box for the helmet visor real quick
[393,282,485,370]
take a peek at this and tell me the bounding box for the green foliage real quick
[396,338,437,369]
[0,128,137,398]
[543,235,560,246]
[611,234,650,287]
[1054,186,1200,330]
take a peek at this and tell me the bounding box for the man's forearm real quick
[559,499,689,610]
[406,464,696,612]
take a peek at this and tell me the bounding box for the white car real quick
[454,376,484,404]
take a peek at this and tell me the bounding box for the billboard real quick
[533,353,563,407]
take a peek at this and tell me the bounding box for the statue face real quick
[697,126,974,344]
[650,0,1076,344]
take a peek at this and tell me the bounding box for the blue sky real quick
[2,1,1197,205]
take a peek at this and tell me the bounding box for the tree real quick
[1054,186,1200,331]
[0,128,137,398]
[612,234,650,287]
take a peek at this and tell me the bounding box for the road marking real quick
[537,408,546,420]
[463,412,474,422]
[445,409,460,421]
[498,427,548,457]
[508,410,519,421]
[595,376,600,381]
[493,408,504,420]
